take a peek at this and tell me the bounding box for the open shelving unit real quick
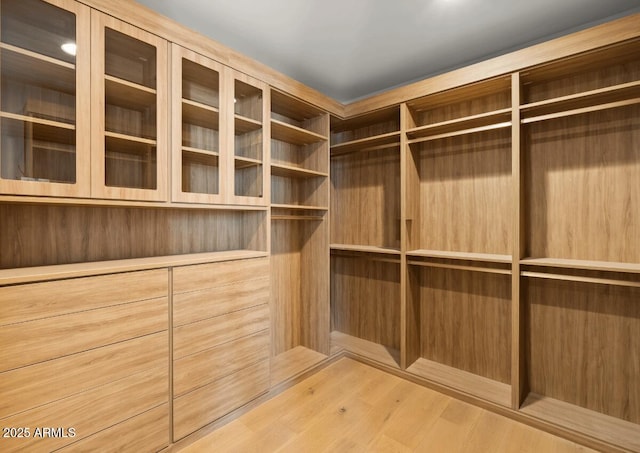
[514,37,640,452]
[269,90,330,385]
[402,77,514,404]
[329,107,402,367]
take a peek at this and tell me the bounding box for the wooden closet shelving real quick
[517,37,640,452]
[330,106,402,368]
[269,89,330,384]
[1,1,640,451]
[403,75,513,405]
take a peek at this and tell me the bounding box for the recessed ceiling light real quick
[61,42,77,56]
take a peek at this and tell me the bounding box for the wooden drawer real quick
[1,366,168,452]
[173,304,269,359]
[173,276,269,327]
[174,329,269,397]
[173,359,269,440]
[0,269,168,326]
[0,332,168,419]
[172,257,269,294]
[56,404,170,453]
[0,296,167,372]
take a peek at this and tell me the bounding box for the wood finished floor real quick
[178,358,595,453]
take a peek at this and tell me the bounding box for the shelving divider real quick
[511,71,526,410]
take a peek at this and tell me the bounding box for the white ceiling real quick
[135,0,640,103]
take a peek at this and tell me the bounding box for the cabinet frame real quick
[0,0,91,198]
[90,10,169,201]
[170,44,227,204]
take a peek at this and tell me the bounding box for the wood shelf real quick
[521,80,640,119]
[270,163,327,179]
[407,121,511,145]
[105,132,156,154]
[522,98,640,124]
[181,146,219,158]
[406,108,512,140]
[0,194,269,210]
[271,204,328,211]
[0,249,269,286]
[330,244,401,255]
[407,358,511,407]
[182,98,220,129]
[271,119,326,145]
[270,346,328,386]
[234,114,262,134]
[520,257,640,274]
[0,42,75,94]
[330,331,400,369]
[520,393,640,453]
[234,156,262,169]
[105,75,156,110]
[408,249,512,263]
[330,131,400,156]
[0,111,75,130]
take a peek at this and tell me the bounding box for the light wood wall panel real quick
[270,220,303,355]
[331,255,401,350]
[0,297,167,372]
[418,267,511,383]
[330,149,401,249]
[300,220,330,354]
[0,366,167,453]
[0,204,264,268]
[526,277,640,424]
[415,129,512,255]
[173,360,270,441]
[526,105,640,262]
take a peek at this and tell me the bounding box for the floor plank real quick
[177,358,596,453]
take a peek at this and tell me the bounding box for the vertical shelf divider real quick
[511,71,525,410]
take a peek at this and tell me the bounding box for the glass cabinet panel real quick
[171,45,223,203]
[91,11,167,201]
[0,0,90,196]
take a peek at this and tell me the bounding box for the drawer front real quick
[173,304,269,359]
[1,366,168,453]
[56,404,170,453]
[173,359,269,440]
[0,297,168,372]
[174,329,269,397]
[0,332,168,419]
[173,257,269,294]
[173,276,269,327]
[0,269,168,326]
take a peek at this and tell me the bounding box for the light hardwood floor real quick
[178,358,595,452]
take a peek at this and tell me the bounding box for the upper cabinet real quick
[0,0,90,197]
[171,47,268,206]
[171,44,225,204]
[230,71,269,206]
[90,10,168,201]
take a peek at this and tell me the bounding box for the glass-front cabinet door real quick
[171,44,226,204]
[91,10,168,201]
[228,69,268,206]
[0,0,90,197]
